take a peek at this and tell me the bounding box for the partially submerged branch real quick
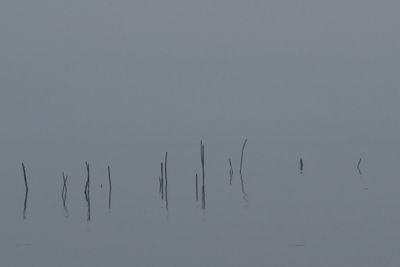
[201,141,205,210]
[21,163,28,219]
[357,158,362,175]
[239,139,248,176]
[229,158,233,185]
[108,166,112,210]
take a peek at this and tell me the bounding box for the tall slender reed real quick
[108,166,112,209]
[21,163,28,219]
[239,139,248,201]
[161,162,164,200]
[84,162,91,221]
[195,173,198,201]
[200,141,205,209]
[22,163,28,193]
[229,158,234,185]
[300,158,304,174]
[357,158,362,175]
[239,139,248,176]
[164,152,168,211]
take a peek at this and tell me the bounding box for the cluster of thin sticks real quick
[20,162,112,221]
[20,140,365,219]
[158,139,245,211]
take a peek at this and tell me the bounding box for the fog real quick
[0,0,399,266]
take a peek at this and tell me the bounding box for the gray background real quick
[0,0,399,266]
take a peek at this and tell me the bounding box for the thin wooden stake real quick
[84,162,91,221]
[239,139,248,175]
[300,158,304,174]
[108,166,112,209]
[201,141,205,209]
[161,162,164,200]
[195,173,198,201]
[164,152,168,211]
[239,139,248,202]
[22,163,28,193]
[229,158,233,185]
[22,163,28,219]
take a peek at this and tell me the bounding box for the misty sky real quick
[1,3,400,267]
[1,0,399,144]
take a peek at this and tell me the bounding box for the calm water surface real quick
[1,136,399,267]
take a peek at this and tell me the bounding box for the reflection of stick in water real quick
[357,158,362,175]
[22,163,28,219]
[61,172,68,216]
[23,190,28,220]
[239,139,248,202]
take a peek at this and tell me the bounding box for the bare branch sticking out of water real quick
[357,158,362,175]
[195,173,198,201]
[164,152,168,211]
[84,162,91,221]
[61,172,68,217]
[356,158,368,190]
[201,141,205,210]
[108,166,112,210]
[21,163,28,219]
[161,162,164,200]
[239,139,248,202]
[22,163,28,193]
[300,158,303,174]
[229,158,234,185]
[239,139,247,176]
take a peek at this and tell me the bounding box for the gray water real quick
[1,138,400,266]
[1,0,400,266]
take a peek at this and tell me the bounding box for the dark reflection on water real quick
[61,172,68,217]
[23,190,28,220]
[239,173,248,202]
